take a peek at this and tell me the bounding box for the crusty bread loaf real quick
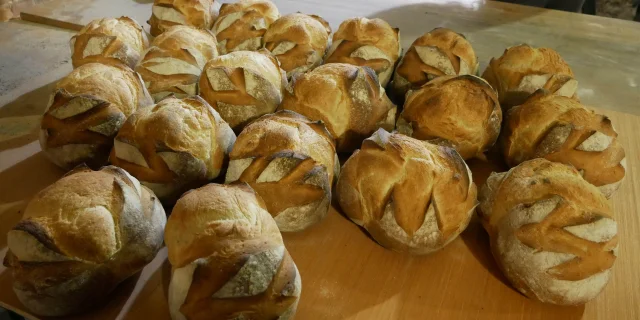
[70,16,148,69]
[391,28,478,100]
[264,13,331,79]
[478,158,618,305]
[324,17,400,86]
[2,165,166,317]
[396,75,501,160]
[337,129,477,254]
[39,63,153,170]
[149,0,218,36]
[198,50,286,132]
[482,44,577,109]
[213,0,279,54]
[136,25,218,102]
[502,90,625,198]
[279,63,396,152]
[225,110,338,232]
[165,183,301,320]
[110,95,235,204]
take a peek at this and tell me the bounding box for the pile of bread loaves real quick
[3,0,627,318]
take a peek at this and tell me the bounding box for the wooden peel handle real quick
[20,12,83,31]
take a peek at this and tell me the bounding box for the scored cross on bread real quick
[213,0,280,54]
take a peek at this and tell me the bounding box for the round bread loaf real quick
[482,44,577,109]
[165,183,301,320]
[213,0,279,54]
[225,110,338,232]
[264,13,331,79]
[198,50,286,132]
[110,95,235,203]
[324,17,400,86]
[478,158,618,305]
[136,25,218,102]
[391,28,478,100]
[2,166,166,317]
[148,0,218,37]
[279,63,397,152]
[39,63,153,170]
[396,75,501,160]
[502,90,625,198]
[337,129,477,254]
[70,16,148,69]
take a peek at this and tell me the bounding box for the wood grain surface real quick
[0,0,639,319]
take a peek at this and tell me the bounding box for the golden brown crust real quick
[397,75,501,160]
[71,16,148,69]
[109,95,235,204]
[391,28,478,99]
[136,25,218,102]
[149,0,218,37]
[39,63,153,170]
[478,159,617,305]
[165,183,301,319]
[481,44,577,109]
[278,63,397,152]
[4,166,166,316]
[263,13,331,78]
[502,90,625,197]
[198,50,286,132]
[225,110,337,231]
[213,0,279,54]
[324,17,400,86]
[337,130,477,254]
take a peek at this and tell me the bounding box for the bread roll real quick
[391,28,478,99]
[198,50,286,132]
[225,110,338,232]
[70,16,148,69]
[136,25,218,102]
[264,13,331,78]
[478,159,618,305]
[2,166,166,316]
[149,0,218,36]
[324,17,400,86]
[482,44,577,109]
[40,63,153,170]
[337,129,477,254]
[110,96,235,203]
[397,75,501,160]
[213,0,279,54]
[502,90,625,198]
[165,183,301,320]
[279,63,396,152]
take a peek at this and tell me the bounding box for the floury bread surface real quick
[110,95,235,204]
[502,90,626,198]
[225,110,338,232]
[148,0,219,36]
[324,17,400,86]
[198,50,286,132]
[482,44,578,109]
[2,166,166,317]
[478,159,618,305]
[213,0,279,54]
[279,63,396,152]
[39,63,153,170]
[263,13,331,79]
[136,25,219,102]
[337,130,477,254]
[390,28,478,100]
[165,183,301,320]
[70,16,148,69]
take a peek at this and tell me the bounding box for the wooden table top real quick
[0,1,639,319]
